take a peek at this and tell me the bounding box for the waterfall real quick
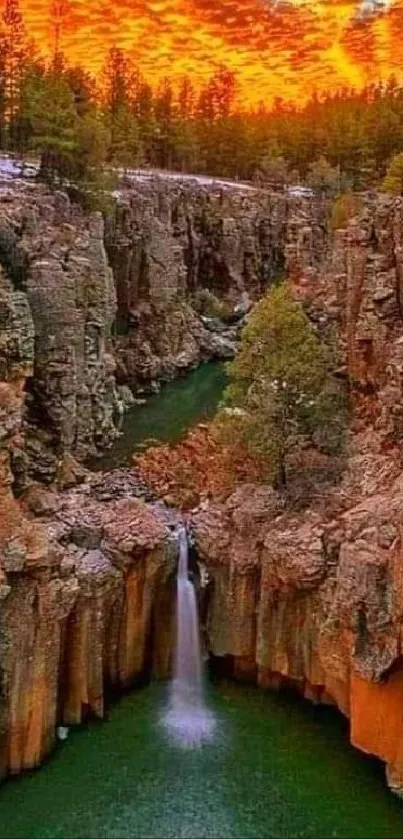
[161,526,215,747]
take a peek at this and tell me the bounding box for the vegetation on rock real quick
[135,286,347,505]
[330,193,363,230]
[306,156,343,196]
[192,289,232,322]
[134,424,265,509]
[217,285,347,488]
[381,152,403,196]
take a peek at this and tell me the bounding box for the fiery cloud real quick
[17,0,403,103]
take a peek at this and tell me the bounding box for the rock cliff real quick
[6,176,403,792]
[0,174,327,779]
[193,193,403,795]
[0,234,178,776]
[0,183,120,483]
[106,178,326,390]
[0,478,177,776]
[0,177,325,477]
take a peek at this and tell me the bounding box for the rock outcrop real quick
[0,177,326,475]
[0,255,177,777]
[0,184,120,483]
[105,178,327,390]
[192,193,403,795]
[0,471,177,777]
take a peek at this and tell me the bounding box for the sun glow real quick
[16,0,403,104]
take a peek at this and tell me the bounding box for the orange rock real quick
[351,671,403,792]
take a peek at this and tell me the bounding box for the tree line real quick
[1,0,403,197]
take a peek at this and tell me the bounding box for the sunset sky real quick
[18,0,403,105]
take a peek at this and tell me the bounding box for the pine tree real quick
[50,0,70,59]
[1,0,28,144]
[11,58,45,154]
[71,110,114,211]
[307,156,341,195]
[178,76,195,121]
[382,152,403,196]
[218,285,346,487]
[65,65,96,117]
[134,79,156,164]
[23,70,78,182]
[108,104,142,171]
[103,47,132,122]
[154,77,175,168]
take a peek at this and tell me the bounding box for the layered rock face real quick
[9,175,403,788]
[0,175,327,779]
[0,178,326,474]
[0,244,177,777]
[0,184,120,483]
[0,467,177,777]
[106,179,327,388]
[192,194,403,794]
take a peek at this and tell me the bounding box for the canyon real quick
[193,192,403,794]
[2,171,403,798]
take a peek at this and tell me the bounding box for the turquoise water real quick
[1,681,403,839]
[91,362,227,470]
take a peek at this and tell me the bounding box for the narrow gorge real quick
[3,170,403,813]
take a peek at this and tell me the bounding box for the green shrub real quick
[330,193,362,230]
[193,288,232,321]
[381,152,403,196]
[220,284,347,487]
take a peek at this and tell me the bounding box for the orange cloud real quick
[16,0,403,104]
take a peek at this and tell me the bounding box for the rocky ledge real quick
[0,466,179,778]
[192,193,403,795]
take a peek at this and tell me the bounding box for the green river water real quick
[2,362,403,838]
[1,683,403,839]
[92,362,228,470]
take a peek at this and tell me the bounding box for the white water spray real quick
[162,527,215,747]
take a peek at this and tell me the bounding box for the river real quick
[90,362,227,471]
[1,683,403,838]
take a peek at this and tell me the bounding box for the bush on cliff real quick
[306,156,342,196]
[217,284,347,488]
[381,152,403,196]
[193,288,232,321]
[330,193,362,230]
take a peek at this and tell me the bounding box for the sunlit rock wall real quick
[193,194,403,795]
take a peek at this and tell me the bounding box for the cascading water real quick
[162,526,215,747]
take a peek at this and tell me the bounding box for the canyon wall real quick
[0,174,326,780]
[0,183,120,484]
[0,476,177,776]
[6,175,403,789]
[105,178,327,390]
[0,177,325,478]
[0,214,178,776]
[193,193,403,794]
[0,285,177,774]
